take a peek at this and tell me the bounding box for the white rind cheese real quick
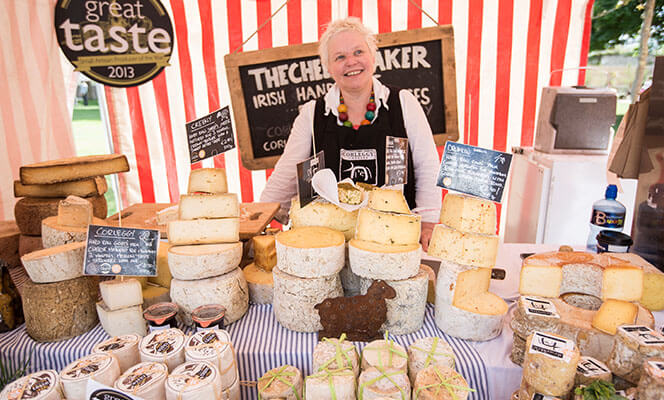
[178,193,239,220]
[272,266,342,332]
[290,198,358,241]
[407,337,456,385]
[96,302,147,337]
[523,331,580,397]
[185,329,238,389]
[367,188,411,214]
[312,337,360,378]
[139,328,187,372]
[434,298,506,341]
[165,361,223,400]
[607,325,664,384]
[427,224,498,268]
[355,208,421,246]
[99,278,143,311]
[257,365,303,400]
[348,239,421,280]
[439,193,497,235]
[187,168,228,194]
[243,263,273,304]
[275,227,345,278]
[413,365,470,400]
[167,218,239,245]
[305,370,355,400]
[168,242,242,280]
[114,362,168,400]
[41,216,103,248]
[170,267,249,326]
[359,266,428,335]
[92,334,141,373]
[357,367,410,400]
[361,340,408,372]
[60,353,121,400]
[20,241,85,283]
[0,370,63,400]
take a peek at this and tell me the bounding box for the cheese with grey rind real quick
[575,356,612,386]
[637,358,664,400]
[92,334,141,373]
[60,353,121,400]
[139,328,187,372]
[20,241,85,283]
[434,297,506,341]
[114,362,168,400]
[355,208,421,246]
[357,367,410,400]
[0,370,63,400]
[407,337,456,385]
[348,239,421,280]
[99,278,143,311]
[359,266,428,335]
[257,365,303,400]
[168,242,242,280]
[275,227,345,278]
[607,325,664,384]
[170,267,248,326]
[427,223,498,268]
[41,216,104,248]
[167,218,239,245]
[523,331,580,396]
[272,266,342,332]
[312,337,360,378]
[96,301,147,337]
[178,193,239,220]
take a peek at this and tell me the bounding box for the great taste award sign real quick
[55,0,174,87]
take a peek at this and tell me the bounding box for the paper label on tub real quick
[87,380,145,400]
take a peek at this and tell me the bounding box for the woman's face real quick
[326,30,375,93]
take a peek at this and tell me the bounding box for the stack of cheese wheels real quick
[357,337,410,399]
[306,335,359,399]
[244,234,276,304]
[607,325,664,385]
[97,278,147,336]
[349,189,426,335]
[0,369,64,399]
[59,353,121,400]
[273,225,344,332]
[165,361,228,400]
[114,362,168,400]
[429,193,506,341]
[257,365,303,399]
[168,168,248,326]
[139,328,187,372]
[185,329,239,394]
[92,334,142,373]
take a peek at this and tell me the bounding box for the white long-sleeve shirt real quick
[260,77,442,222]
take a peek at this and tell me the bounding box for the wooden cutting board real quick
[106,202,280,240]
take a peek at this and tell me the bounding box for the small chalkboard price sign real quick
[186,106,236,164]
[385,136,408,185]
[437,142,512,202]
[297,151,324,208]
[84,225,159,276]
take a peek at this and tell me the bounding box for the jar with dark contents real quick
[143,302,178,331]
[192,304,226,331]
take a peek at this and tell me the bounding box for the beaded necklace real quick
[337,90,376,129]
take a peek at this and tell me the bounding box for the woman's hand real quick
[420,221,436,252]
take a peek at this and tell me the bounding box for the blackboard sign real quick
[186,106,235,163]
[436,142,513,203]
[225,26,458,170]
[385,136,408,185]
[297,151,324,208]
[84,225,159,276]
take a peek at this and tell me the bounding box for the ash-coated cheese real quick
[439,193,497,235]
[114,362,168,400]
[348,239,421,280]
[13,176,107,198]
[20,241,85,283]
[187,168,228,194]
[312,337,360,378]
[243,263,273,304]
[359,266,428,335]
[607,325,664,384]
[99,278,143,311]
[178,193,239,220]
[275,227,345,278]
[510,297,562,339]
[637,358,664,400]
[41,216,104,248]
[523,331,580,397]
[434,293,507,341]
[15,195,107,236]
[22,276,99,342]
[170,267,249,326]
[407,337,456,385]
[185,329,238,389]
[139,328,187,372]
[361,339,408,372]
[358,367,410,400]
[413,364,470,400]
[290,198,358,241]
[591,299,638,334]
[367,188,411,214]
[168,242,242,280]
[272,266,342,332]
[427,224,498,268]
[57,195,93,228]
[60,353,120,400]
[97,301,147,337]
[257,365,303,400]
[305,369,356,400]
[511,333,527,366]
[151,242,172,288]
[356,207,421,246]
[0,370,63,400]
[92,334,141,373]
[166,361,223,400]
[167,218,239,245]
[340,264,363,297]
[575,356,612,386]
[142,284,170,309]
[253,234,277,271]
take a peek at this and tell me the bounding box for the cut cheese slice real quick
[243,263,273,304]
[151,242,172,288]
[367,188,411,214]
[275,226,345,278]
[57,195,93,228]
[168,242,242,280]
[602,264,643,301]
[452,267,492,305]
[60,353,121,400]
[439,193,497,235]
[14,176,108,198]
[427,224,498,268]
[591,299,638,335]
[139,328,186,372]
[167,218,239,245]
[96,301,147,337]
[252,234,276,271]
[435,259,490,305]
[523,331,580,396]
[100,278,143,311]
[15,195,107,236]
[348,239,421,280]
[434,293,507,341]
[20,154,129,185]
[114,362,168,400]
[178,193,239,220]
[41,216,104,248]
[188,168,228,194]
[21,241,85,283]
[355,207,421,246]
[454,292,508,316]
[290,198,358,241]
[92,334,141,373]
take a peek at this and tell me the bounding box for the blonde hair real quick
[319,17,377,70]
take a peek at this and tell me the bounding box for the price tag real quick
[621,325,664,345]
[385,136,408,185]
[576,356,610,376]
[87,380,145,400]
[84,225,159,276]
[528,332,576,363]
[648,360,664,378]
[436,142,512,202]
[523,297,559,318]
[531,394,560,400]
[186,106,236,164]
[296,151,325,208]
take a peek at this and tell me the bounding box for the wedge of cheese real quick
[355,207,421,246]
[290,198,358,241]
[96,301,147,337]
[592,299,638,335]
[57,195,93,228]
[367,188,411,214]
[100,278,143,311]
[21,241,85,283]
[167,218,239,245]
[14,176,107,198]
[187,168,228,194]
[19,154,129,185]
[252,234,276,271]
[243,263,273,304]
[439,193,496,235]
[427,223,498,268]
[178,193,239,220]
[602,264,643,301]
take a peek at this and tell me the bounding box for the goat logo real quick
[339,148,377,184]
[343,162,372,181]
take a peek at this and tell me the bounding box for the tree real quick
[590,0,664,52]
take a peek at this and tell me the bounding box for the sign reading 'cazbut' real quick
[54,0,174,87]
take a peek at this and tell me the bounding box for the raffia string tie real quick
[306,367,354,400]
[319,333,355,372]
[358,365,406,400]
[257,366,301,400]
[361,331,407,370]
[413,365,475,400]
[410,337,456,369]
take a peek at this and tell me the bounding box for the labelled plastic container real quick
[587,184,626,251]
[144,302,179,332]
[596,230,633,253]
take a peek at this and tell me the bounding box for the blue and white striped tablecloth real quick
[0,304,490,400]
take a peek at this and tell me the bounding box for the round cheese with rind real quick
[168,242,242,280]
[92,334,141,373]
[165,361,223,400]
[185,329,238,390]
[357,367,410,400]
[407,337,456,385]
[428,223,498,268]
[257,365,303,400]
[348,239,421,280]
[14,195,106,236]
[20,241,85,283]
[434,296,506,341]
[275,227,345,278]
[0,370,63,400]
[607,325,664,384]
[413,364,470,400]
[41,216,104,248]
[439,193,497,235]
[114,362,168,400]
[312,337,360,378]
[60,353,120,400]
[361,339,408,372]
[305,369,355,400]
[243,263,273,304]
[139,328,187,372]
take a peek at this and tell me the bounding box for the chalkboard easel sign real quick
[225,25,458,170]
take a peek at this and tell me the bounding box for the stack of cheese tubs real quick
[243,234,277,304]
[168,168,248,326]
[183,329,241,399]
[97,277,148,337]
[348,189,427,335]
[429,193,507,341]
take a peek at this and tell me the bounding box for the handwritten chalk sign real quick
[84,225,159,276]
[385,136,408,185]
[297,151,325,208]
[186,106,236,163]
[436,142,512,202]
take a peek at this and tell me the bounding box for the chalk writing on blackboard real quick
[186,106,235,164]
[84,225,159,276]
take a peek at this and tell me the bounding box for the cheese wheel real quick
[355,208,421,246]
[575,356,612,387]
[13,176,107,198]
[100,278,143,311]
[357,367,410,400]
[168,242,242,280]
[19,234,43,257]
[275,227,345,278]
[413,365,470,400]
[92,334,141,373]
[21,241,85,283]
[139,328,187,372]
[187,168,228,194]
[407,337,456,385]
[20,154,129,185]
[41,216,104,248]
[178,193,239,219]
[312,337,360,378]
[14,195,106,236]
[290,198,358,241]
[359,266,428,335]
[439,193,496,235]
[272,266,342,332]
[638,358,664,400]
[60,353,121,400]
[523,331,580,396]
[170,267,249,326]
[434,295,507,341]
[0,370,63,400]
[257,365,303,400]
[305,369,355,400]
[114,362,168,400]
[165,361,223,400]
[243,263,273,304]
[348,239,421,280]
[361,339,408,372]
[167,218,239,245]
[0,222,20,268]
[96,301,147,337]
[607,325,664,384]
[427,224,498,268]
[22,276,99,342]
[57,195,93,228]
[185,329,238,389]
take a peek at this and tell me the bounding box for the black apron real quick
[312,86,417,209]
